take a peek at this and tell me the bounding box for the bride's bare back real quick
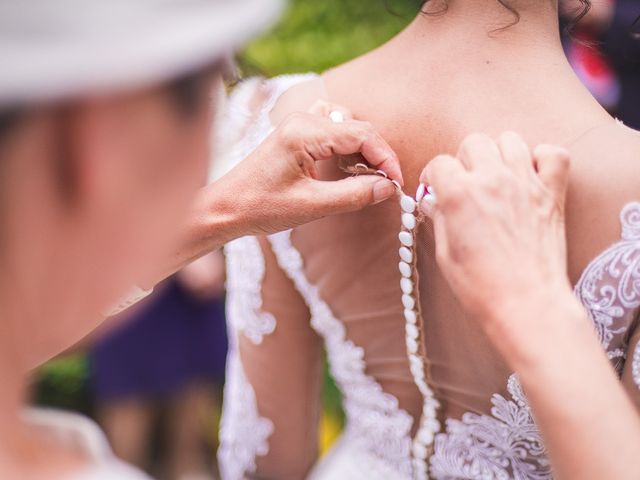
[219,3,640,479]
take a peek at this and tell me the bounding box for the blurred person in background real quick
[0,0,404,478]
[563,0,640,127]
[90,252,227,480]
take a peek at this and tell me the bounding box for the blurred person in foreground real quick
[90,252,227,480]
[0,0,403,478]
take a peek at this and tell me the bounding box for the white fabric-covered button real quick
[406,323,419,339]
[404,308,417,324]
[329,111,345,124]
[425,396,439,408]
[418,428,434,446]
[402,294,415,310]
[399,261,412,278]
[409,355,422,368]
[399,231,413,247]
[400,277,413,294]
[404,310,418,325]
[423,402,437,418]
[399,246,413,263]
[407,337,418,354]
[401,195,416,213]
[413,459,427,476]
[410,361,424,379]
[416,379,429,396]
[404,309,417,324]
[402,213,416,230]
[413,441,428,460]
[425,417,441,432]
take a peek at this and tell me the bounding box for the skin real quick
[420,132,640,480]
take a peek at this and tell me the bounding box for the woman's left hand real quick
[419,132,573,331]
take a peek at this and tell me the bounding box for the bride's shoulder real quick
[573,121,640,193]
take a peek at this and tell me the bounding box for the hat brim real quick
[0,0,284,106]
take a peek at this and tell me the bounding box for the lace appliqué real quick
[574,202,640,366]
[217,74,321,480]
[218,347,274,480]
[225,237,276,344]
[431,374,551,480]
[431,202,640,480]
[218,236,277,479]
[269,231,415,479]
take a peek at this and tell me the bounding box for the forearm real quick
[489,292,640,480]
[140,175,247,289]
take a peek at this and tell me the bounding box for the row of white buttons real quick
[398,186,441,480]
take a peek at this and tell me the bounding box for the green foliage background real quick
[240,0,418,76]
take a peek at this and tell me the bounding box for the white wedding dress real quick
[216,74,640,480]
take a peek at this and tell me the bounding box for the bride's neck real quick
[395,0,565,64]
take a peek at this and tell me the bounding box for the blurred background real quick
[32,0,639,479]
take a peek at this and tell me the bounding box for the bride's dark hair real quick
[416,0,592,31]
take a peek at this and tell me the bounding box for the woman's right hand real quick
[419,132,575,334]
[199,104,402,241]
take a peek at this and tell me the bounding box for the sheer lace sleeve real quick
[219,236,323,479]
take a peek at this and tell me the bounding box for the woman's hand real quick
[211,105,402,237]
[420,132,640,480]
[149,103,402,285]
[420,132,573,330]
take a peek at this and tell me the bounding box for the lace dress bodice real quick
[217,75,640,480]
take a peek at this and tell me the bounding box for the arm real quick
[219,237,323,479]
[141,105,402,289]
[420,132,640,480]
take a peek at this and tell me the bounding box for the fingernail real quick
[420,195,437,217]
[373,179,396,203]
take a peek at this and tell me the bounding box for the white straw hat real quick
[0,0,284,106]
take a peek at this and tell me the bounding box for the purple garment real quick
[602,0,640,128]
[90,278,228,402]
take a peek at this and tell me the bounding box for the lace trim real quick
[574,202,640,366]
[218,346,274,480]
[633,342,640,389]
[225,73,319,172]
[268,230,415,479]
[225,237,276,344]
[431,202,640,479]
[430,374,551,480]
[218,236,276,479]
[217,74,323,480]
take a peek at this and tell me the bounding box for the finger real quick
[497,131,535,178]
[431,208,451,269]
[457,133,503,171]
[419,154,466,210]
[533,144,571,203]
[307,100,354,121]
[308,118,404,185]
[309,176,397,215]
